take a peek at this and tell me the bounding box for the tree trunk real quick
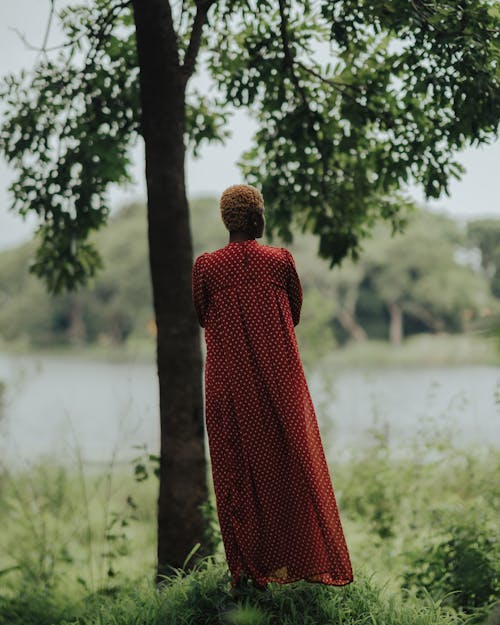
[388,301,403,345]
[67,295,86,344]
[337,309,367,342]
[403,301,445,333]
[336,283,367,342]
[131,0,208,585]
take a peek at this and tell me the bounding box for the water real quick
[0,352,498,467]
[310,365,500,461]
[0,352,160,467]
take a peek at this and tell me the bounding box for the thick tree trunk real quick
[388,301,403,345]
[132,0,208,585]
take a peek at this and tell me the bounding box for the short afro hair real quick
[220,184,264,232]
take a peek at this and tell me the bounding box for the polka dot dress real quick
[192,239,354,589]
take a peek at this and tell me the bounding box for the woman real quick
[192,184,354,593]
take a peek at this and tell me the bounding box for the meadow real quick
[0,405,498,625]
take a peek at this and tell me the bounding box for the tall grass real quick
[0,555,466,625]
[0,452,157,597]
[0,388,498,624]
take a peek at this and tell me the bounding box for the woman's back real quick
[193,233,353,590]
[192,238,302,333]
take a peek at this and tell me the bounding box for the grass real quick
[0,365,498,625]
[1,332,499,367]
[0,334,157,364]
[0,431,498,624]
[0,556,465,625]
[320,333,500,368]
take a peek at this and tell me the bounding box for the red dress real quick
[192,239,354,588]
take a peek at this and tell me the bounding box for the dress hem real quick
[230,569,354,589]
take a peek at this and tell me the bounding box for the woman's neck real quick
[229,231,255,243]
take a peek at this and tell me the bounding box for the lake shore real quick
[0,331,499,368]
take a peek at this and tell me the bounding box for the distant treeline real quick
[0,198,498,352]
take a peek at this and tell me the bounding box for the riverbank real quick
[320,332,500,369]
[1,331,499,368]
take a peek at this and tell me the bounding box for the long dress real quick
[192,238,354,588]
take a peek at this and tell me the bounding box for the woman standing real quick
[192,184,353,592]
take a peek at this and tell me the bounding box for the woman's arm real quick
[284,249,303,326]
[192,253,209,328]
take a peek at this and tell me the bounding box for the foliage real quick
[0,586,79,625]
[359,209,492,335]
[0,456,149,596]
[401,517,500,615]
[1,410,499,620]
[0,201,152,348]
[1,0,499,292]
[199,495,223,558]
[330,401,500,615]
[0,199,497,352]
[208,0,500,265]
[0,556,465,625]
[463,218,500,348]
[0,0,140,294]
[131,443,160,482]
[467,218,500,298]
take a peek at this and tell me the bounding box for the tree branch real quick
[277,0,309,109]
[277,1,362,112]
[9,25,85,54]
[277,0,331,195]
[295,60,365,105]
[9,0,57,57]
[402,301,446,331]
[277,0,406,132]
[50,1,133,169]
[181,0,217,79]
[9,0,131,55]
[39,0,56,60]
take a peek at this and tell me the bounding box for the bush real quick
[401,517,500,614]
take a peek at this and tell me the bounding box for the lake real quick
[0,351,498,468]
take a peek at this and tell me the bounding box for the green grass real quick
[0,557,465,625]
[2,332,500,368]
[1,433,498,624]
[319,333,500,368]
[0,334,157,363]
[0,382,498,625]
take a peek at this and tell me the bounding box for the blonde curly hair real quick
[220,184,264,232]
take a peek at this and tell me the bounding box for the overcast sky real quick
[0,1,498,251]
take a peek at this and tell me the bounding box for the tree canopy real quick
[0,0,499,293]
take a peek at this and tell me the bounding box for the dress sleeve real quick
[192,254,209,328]
[284,249,303,326]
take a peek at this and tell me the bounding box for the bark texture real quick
[132,0,208,585]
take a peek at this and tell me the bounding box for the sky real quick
[0,1,498,252]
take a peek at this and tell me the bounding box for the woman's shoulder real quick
[192,252,211,276]
[194,250,212,263]
[260,244,294,267]
[255,242,291,260]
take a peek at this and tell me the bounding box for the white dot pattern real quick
[192,239,354,588]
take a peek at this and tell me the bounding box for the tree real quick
[467,218,500,345]
[360,209,491,343]
[1,0,498,584]
[467,218,500,298]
